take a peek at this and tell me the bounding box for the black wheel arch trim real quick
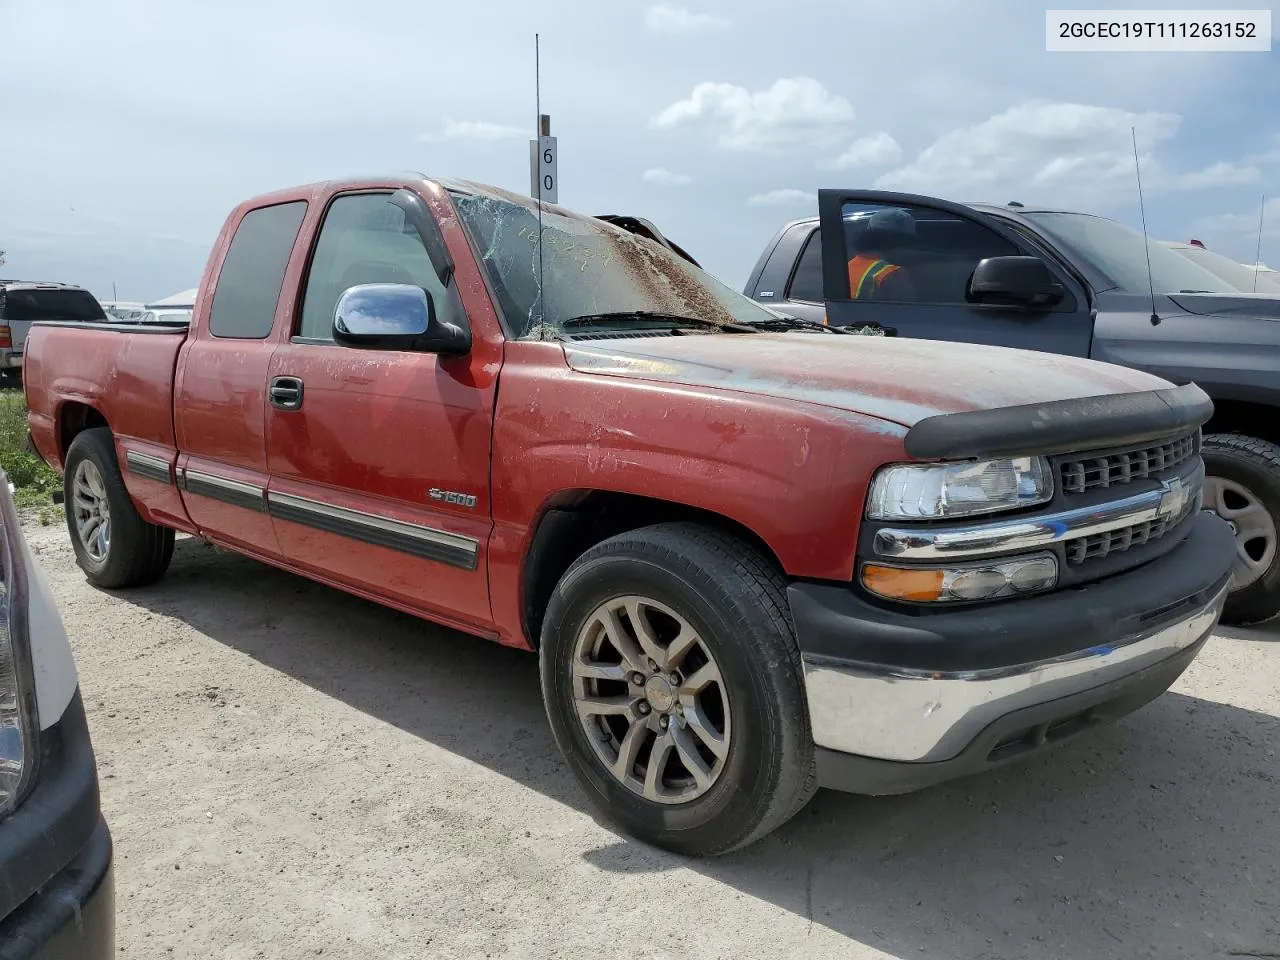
[903,382,1214,461]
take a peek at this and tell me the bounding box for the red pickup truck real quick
[24,175,1236,856]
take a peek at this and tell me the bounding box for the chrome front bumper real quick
[802,579,1227,763]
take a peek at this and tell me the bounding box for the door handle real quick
[269,376,304,411]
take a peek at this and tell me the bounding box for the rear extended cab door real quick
[811,190,1095,356]
[262,181,501,632]
[172,194,310,559]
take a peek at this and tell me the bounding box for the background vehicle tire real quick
[539,522,817,857]
[1203,433,1280,626]
[63,427,175,589]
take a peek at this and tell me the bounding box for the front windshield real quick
[1168,244,1280,294]
[1026,212,1236,295]
[449,187,779,338]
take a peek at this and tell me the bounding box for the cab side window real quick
[839,202,1019,304]
[786,229,824,302]
[297,193,450,341]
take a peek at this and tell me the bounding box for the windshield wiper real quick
[745,314,894,336]
[560,311,757,333]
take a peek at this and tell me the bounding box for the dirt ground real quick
[23,516,1280,960]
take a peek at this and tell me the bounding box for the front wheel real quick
[539,523,816,856]
[63,427,174,588]
[1202,433,1280,626]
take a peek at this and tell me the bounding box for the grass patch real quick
[0,387,60,523]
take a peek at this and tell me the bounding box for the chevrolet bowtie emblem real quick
[1157,476,1191,522]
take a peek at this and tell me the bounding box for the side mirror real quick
[332,283,470,354]
[967,256,1065,308]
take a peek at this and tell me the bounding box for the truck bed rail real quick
[29,320,189,335]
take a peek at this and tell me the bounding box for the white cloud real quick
[644,4,729,34]
[1243,134,1280,166]
[821,131,902,170]
[651,77,854,151]
[417,119,527,143]
[747,189,816,207]
[875,102,1182,201]
[873,101,1264,206]
[1191,197,1280,239]
[1167,161,1261,190]
[642,167,693,186]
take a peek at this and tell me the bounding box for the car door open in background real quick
[816,190,1094,357]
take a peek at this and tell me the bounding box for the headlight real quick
[0,480,34,819]
[862,553,1059,604]
[866,456,1053,520]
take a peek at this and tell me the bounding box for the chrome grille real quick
[1065,516,1176,564]
[1060,432,1197,495]
[1064,478,1199,566]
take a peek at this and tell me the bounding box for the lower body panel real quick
[0,819,114,960]
[789,511,1235,794]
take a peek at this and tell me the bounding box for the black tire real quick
[63,427,175,589]
[539,523,817,856]
[1203,433,1280,626]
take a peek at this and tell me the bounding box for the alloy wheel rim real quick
[1203,475,1277,590]
[72,460,112,562]
[571,595,731,805]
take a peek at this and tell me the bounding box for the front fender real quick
[490,351,907,576]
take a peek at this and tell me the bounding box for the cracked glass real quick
[449,189,779,339]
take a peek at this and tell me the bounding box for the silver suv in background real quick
[0,282,107,383]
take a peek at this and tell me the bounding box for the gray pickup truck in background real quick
[744,191,1280,626]
[0,282,108,383]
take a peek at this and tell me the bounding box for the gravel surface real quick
[24,518,1280,960]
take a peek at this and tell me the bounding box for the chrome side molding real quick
[124,450,173,485]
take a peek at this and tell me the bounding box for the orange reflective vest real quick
[847,255,901,299]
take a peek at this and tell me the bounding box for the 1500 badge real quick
[429,488,478,509]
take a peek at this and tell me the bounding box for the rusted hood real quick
[562,333,1171,427]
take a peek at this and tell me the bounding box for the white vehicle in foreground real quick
[0,473,114,956]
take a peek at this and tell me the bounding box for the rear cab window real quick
[209,201,308,339]
[0,288,106,322]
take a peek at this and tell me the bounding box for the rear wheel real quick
[539,523,816,856]
[1203,433,1280,626]
[64,428,174,588]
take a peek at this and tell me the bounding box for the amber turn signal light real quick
[861,554,1059,604]
[861,564,946,602]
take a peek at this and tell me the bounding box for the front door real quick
[264,190,497,631]
[818,190,1094,356]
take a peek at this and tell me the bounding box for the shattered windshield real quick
[449,188,779,338]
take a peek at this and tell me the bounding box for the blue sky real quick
[1,0,1277,301]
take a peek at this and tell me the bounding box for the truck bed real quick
[24,320,188,474]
